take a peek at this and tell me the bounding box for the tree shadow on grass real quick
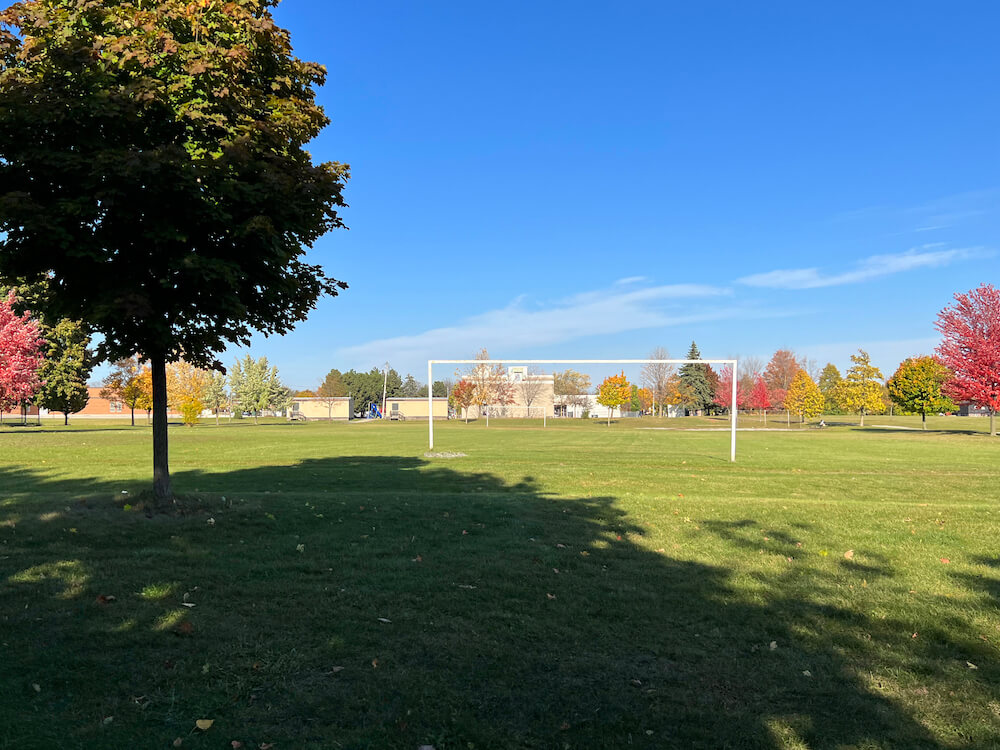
[1,458,997,749]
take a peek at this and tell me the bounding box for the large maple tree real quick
[0,1,348,500]
[935,284,1000,436]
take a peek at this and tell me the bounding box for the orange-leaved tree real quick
[452,379,476,423]
[596,372,631,426]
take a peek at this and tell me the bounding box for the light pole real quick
[381,362,389,419]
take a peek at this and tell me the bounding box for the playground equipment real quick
[366,403,383,420]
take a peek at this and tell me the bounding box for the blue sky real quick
[229,1,998,389]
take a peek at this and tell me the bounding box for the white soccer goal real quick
[429,358,739,461]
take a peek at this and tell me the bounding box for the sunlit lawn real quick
[1,416,998,749]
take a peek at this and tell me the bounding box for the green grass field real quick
[1,417,998,749]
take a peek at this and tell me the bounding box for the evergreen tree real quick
[36,319,93,425]
[678,342,714,415]
[401,374,422,397]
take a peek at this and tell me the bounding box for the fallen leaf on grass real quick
[377,617,392,624]
[95,594,116,605]
[327,666,344,674]
[769,641,778,650]
[967,662,978,670]
[195,719,214,730]
[173,739,183,748]
[844,550,854,560]
[940,558,950,564]
[371,658,378,669]
[559,722,571,730]
[181,602,196,608]
[546,593,556,600]
[412,555,422,563]
[556,543,567,549]
[231,742,243,749]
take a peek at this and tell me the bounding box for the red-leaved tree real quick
[713,365,745,413]
[0,290,46,419]
[451,379,476,423]
[764,349,800,413]
[935,283,1000,436]
[747,374,772,424]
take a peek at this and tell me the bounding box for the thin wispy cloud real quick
[334,282,743,371]
[737,246,987,290]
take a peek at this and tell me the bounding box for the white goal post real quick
[428,359,739,462]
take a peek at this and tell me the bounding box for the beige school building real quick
[385,397,448,420]
[290,397,354,421]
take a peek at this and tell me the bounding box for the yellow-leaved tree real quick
[834,350,884,427]
[167,361,210,426]
[596,372,631,426]
[784,370,825,424]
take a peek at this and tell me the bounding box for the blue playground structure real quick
[366,403,383,419]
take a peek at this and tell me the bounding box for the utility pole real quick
[381,362,389,419]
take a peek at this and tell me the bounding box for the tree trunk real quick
[63,412,68,426]
[786,410,789,426]
[131,406,135,427]
[151,354,172,504]
[991,409,996,437]
[215,408,220,426]
[859,410,865,428]
[922,412,926,430]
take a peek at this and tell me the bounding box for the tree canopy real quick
[887,356,954,429]
[785,370,824,423]
[36,319,93,425]
[835,350,884,427]
[0,0,349,498]
[935,284,1000,436]
[596,372,631,426]
[678,342,714,414]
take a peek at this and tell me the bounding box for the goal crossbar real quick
[428,359,738,461]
